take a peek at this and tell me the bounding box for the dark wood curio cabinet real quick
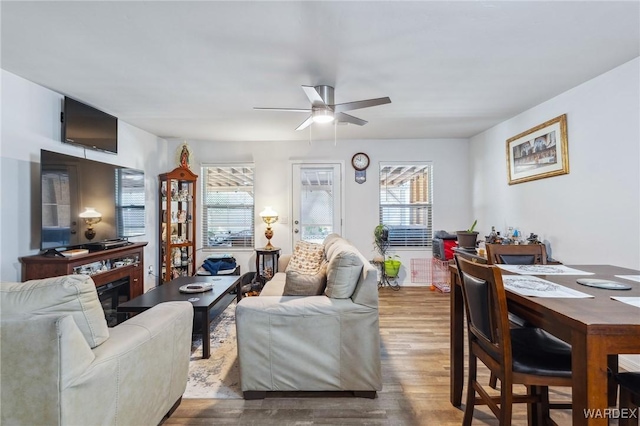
[159,167,198,284]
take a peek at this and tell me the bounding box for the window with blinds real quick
[115,168,145,237]
[379,163,433,247]
[201,164,254,249]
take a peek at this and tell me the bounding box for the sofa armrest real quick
[278,254,291,271]
[1,314,95,426]
[67,301,194,426]
[1,300,193,426]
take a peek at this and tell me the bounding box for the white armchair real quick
[0,274,193,426]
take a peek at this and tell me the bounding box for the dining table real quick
[449,263,640,426]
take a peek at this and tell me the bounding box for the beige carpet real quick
[183,302,243,399]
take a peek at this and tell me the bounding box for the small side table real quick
[255,247,281,284]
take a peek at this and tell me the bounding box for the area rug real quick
[183,302,243,399]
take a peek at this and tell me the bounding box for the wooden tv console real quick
[20,242,148,299]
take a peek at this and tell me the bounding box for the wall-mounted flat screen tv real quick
[40,150,145,250]
[62,96,118,154]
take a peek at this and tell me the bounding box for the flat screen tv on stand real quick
[40,150,145,256]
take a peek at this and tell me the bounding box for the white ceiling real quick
[2,1,638,143]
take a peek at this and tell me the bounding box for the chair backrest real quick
[485,243,547,266]
[454,255,512,364]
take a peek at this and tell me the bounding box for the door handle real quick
[294,229,299,233]
[294,220,299,224]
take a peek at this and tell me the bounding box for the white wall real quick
[173,136,471,285]
[1,69,471,287]
[469,58,640,269]
[0,70,171,290]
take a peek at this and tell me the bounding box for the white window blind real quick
[201,164,255,249]
[379,163,433,247]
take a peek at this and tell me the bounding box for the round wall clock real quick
[352,152,370,184]
[351,152,370,171]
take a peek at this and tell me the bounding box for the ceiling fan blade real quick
[336,112,368,126]
[333,97,391,113]
[301,86,327,108]
[295,115,314,131]
[254,107,311,112]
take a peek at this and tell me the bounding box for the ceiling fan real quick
[254,85,391,130]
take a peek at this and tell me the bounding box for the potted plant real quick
[457,219,479,249]
[373,224,389,262]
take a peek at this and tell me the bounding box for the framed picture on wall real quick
[506,114,569,185]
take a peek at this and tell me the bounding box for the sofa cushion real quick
[325,244,364,299]
[284,262,328,296]
[286,241,325,274]
[0,274,109,348]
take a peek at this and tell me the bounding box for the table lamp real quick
[79,207,102,240]
[259,206,279,250]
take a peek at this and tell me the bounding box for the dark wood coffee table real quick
[118,275,241,359]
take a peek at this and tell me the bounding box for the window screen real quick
[298,166,336,244]
[201,164,255,249]
[379,163,433,247]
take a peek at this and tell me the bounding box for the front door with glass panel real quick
[291,163,342,245]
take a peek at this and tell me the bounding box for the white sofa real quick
[0,274,193,426]
[235,234,382,398]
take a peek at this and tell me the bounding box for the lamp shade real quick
[259,206,278,221]
[79,207,102,219]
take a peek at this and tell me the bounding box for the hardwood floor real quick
[166,287,575,425]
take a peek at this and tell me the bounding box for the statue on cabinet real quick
[177,142,192,170]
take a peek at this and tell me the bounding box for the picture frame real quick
[506,114,569,185]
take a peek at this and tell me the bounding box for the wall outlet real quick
[148,266,153,275]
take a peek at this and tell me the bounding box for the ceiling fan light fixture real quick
[312,109,334,124]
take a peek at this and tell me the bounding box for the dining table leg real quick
[607,355,618,407]
[572,332,610,426]
[450,268,464,407]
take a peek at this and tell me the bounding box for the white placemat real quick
[615,275,640,283]
[497,264,594,275]
[611,297,640,308]
[502,275,594,298]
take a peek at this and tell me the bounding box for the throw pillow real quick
[286,241,325,274]
[325,247,364,299]
[283,262,328,296]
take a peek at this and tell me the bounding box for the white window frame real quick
[379,162,433,248]
[201,163,255,251]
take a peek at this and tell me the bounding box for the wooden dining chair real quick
[485,243,547,266]
[616,372,640,426]
[484,243,549,389]
[454,255,573,426]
